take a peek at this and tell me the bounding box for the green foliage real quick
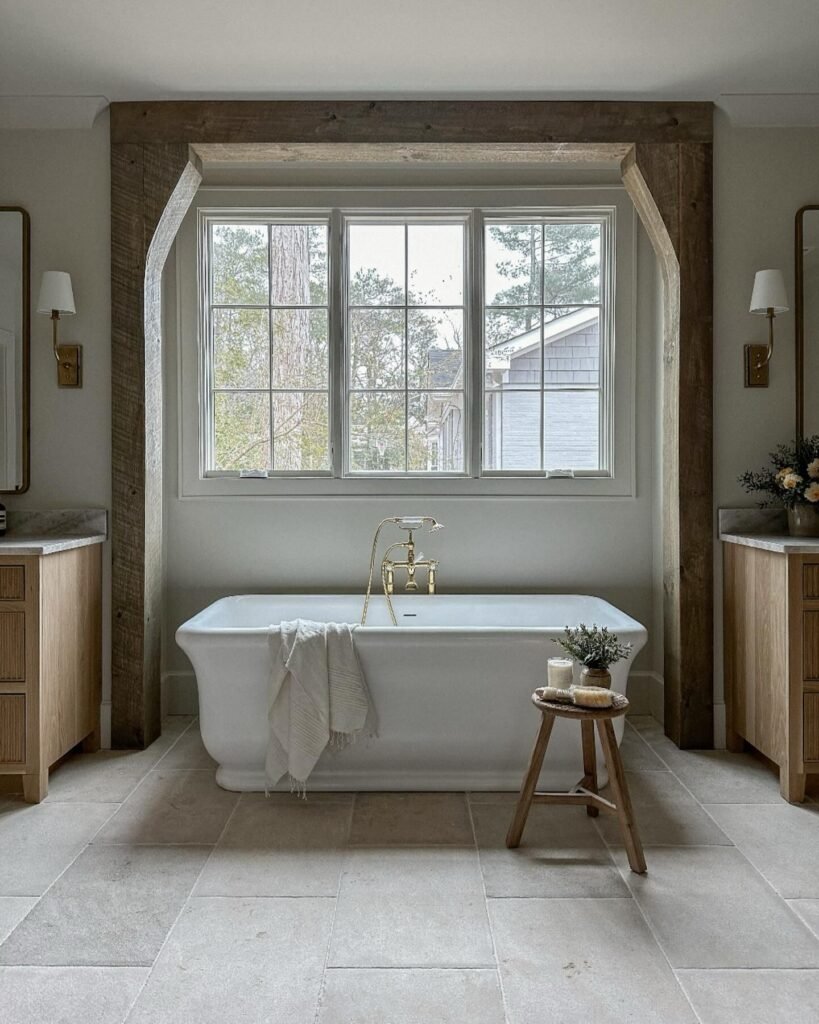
[553,624,632,670]
[486,222,600,343]
[738,436,819,508]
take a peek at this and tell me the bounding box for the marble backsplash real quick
[5,508,108,537]
[718,507,787,535]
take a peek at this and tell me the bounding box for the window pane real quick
[349,392,405,471]
[408,224,463,305]
[409,309,463,389]
[483,390,542,471]
[349,308,405,390]
[485,223,542,307]
[213,392,270,471]
[543,222,600,304]
[485,309,542,390]
[544,390,599,470]
[544,309,599,386]
[211,224,268,305]
[348,224,405,305]
[270,223,328,306]
[271,308,328,389]
[272,392,329,471]
[408,392,464,472]
[213,308,269,389]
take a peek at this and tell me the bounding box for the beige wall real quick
[3,108,819,744]
[0,115,112,732]
[712,112,819,734]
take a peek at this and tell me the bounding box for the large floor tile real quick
[125,897,333,1024]
[706,802,819,897]
[195,793,352,897]
[489,897,697,1024]
[472,803,628,897]
[0,845,210,966]
[349,792,473,845]
[154,723,216,770]
[678,969,819,1024]
[45,751,149,804]
[620,846,819,967]
[95,770,238,845]
[329,847,494,968]
[0,898,36,944]
[620,724,669,771]
[317,968,506,1023]
[0,802,116,895]
[0,966,148,1024]
[790,899,819,938]
[596,770,731,847]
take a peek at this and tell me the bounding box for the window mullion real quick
[470,209,484,478]
[330,209,344,478]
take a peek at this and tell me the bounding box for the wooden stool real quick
[506,691,647,874]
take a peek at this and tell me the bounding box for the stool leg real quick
[581,719,599,818]
[597,718,646,874]
[506,713,555,849]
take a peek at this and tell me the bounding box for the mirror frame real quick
[795,204,819,442]
[0,205,30,494]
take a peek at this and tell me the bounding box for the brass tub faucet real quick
[361,517,444,625]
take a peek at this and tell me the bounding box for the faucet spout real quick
[362,518,444,625]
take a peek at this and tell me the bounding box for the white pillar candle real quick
[547,657,574,688]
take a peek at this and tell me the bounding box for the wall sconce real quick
[745,269,789,388]
[36,271,81,388]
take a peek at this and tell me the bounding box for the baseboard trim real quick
[627,670,664,722]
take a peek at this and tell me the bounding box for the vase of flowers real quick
[739,436,819,538]
[552,624,632,688]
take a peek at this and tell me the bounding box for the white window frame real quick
[175,186,636,499]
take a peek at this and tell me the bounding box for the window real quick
[186,189,629,496]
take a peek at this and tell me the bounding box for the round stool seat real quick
[531,690,629,720]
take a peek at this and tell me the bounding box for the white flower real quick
[806,482,819,503]
[777,466,795,481]
[782,473,803,491]
[808,459,819,479]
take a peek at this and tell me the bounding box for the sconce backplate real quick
[744,344,769,388]
[57,344,82,388]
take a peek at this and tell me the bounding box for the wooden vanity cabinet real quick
[723,542,819,802]
[0,545,102,802]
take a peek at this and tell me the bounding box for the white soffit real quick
[0,95,108,131]
[720,93,819,127]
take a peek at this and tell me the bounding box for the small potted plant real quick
[738,435,819,537]
[553,624,632,688]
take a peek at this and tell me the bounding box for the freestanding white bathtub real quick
[176,594,647,792]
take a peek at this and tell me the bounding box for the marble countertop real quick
[0,508,107,556]
[718,507,819,553]
[719,532,819,553]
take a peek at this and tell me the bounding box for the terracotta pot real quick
[788,506,819,538]
[580,666,611,688]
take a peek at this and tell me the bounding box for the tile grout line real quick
[635,724,819,940]
[465,792,512,1024]
[311,791,357,1024]
[119,783,243,1024]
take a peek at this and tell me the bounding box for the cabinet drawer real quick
[0,694,25,763]
[806,694,819,762]
[0,566,25,601]
[0,611,25,681]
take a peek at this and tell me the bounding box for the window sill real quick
[179,473,634,500]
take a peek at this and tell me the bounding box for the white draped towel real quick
[266,619,375,791]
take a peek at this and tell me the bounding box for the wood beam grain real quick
[111,100,713,146]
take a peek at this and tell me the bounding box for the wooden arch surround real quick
[110,101,713,750]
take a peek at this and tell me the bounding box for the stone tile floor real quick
[0,714,818,1022]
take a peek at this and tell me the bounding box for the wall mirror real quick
[0,207,30,493]
[797,205,819,439]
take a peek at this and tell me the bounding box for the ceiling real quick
[1,0,819,128]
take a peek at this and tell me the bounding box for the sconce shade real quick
[36,271,76,315]
[749,269,789,315]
